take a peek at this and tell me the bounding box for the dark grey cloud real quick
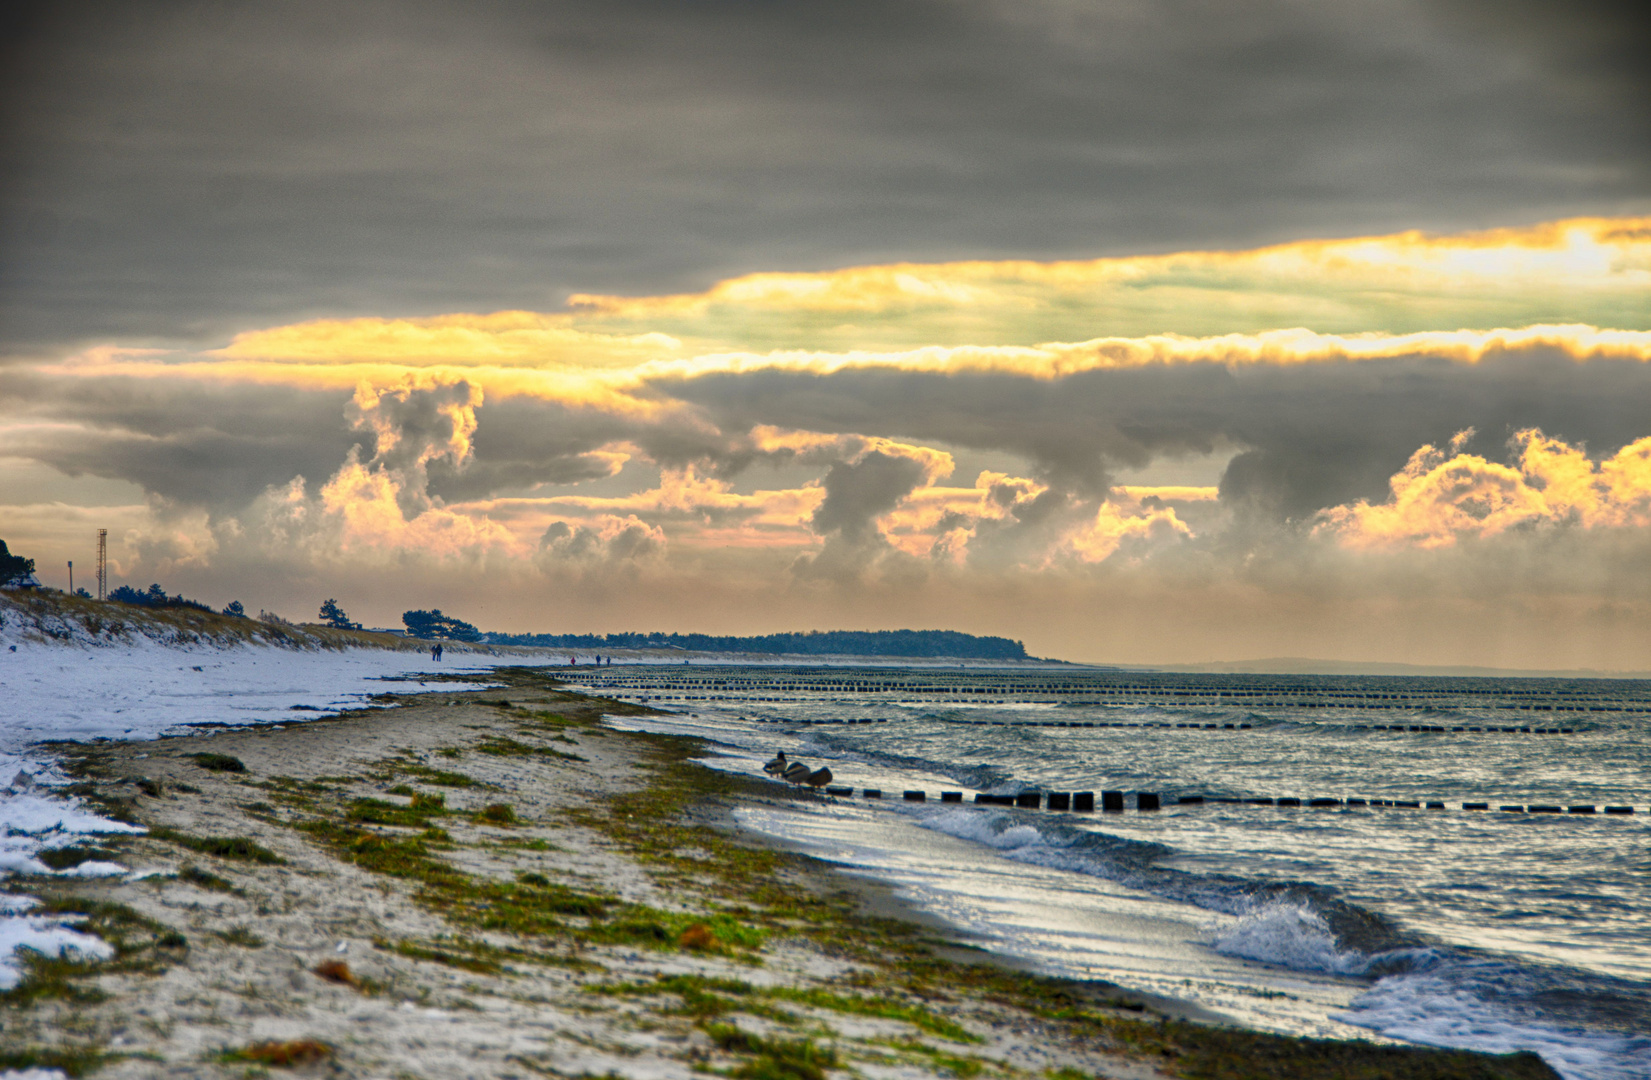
[655,347,1651,521]
[2,0,1645,352]
[0,370,360,506]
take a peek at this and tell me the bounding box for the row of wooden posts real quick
[815,787,1638,814]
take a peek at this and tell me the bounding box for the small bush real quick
[478,803,516,825]
[225,1040,332,1067]
[313,959,358,986]
[189,753,246,773]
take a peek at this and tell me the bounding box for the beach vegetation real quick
[477,735,587,762]
[214,926,266,948]
[594,974,972,1041]
[375,933,599,975]
[189,752,246,772]
[218,1039,332,1067]
[870,1036,993,1078]
[0,1046,114,1077]
[404,763,480,787]
[705,1022,840,1080]
[106,582,214,613]
[347,793,449,827]
[0,895,186,1009]
[35,845,119,871]
[148,826,284,864]
[178,864,240,893]
[477,802,517,824]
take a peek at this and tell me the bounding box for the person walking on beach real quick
[436,643,443,661]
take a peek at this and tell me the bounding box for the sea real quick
[570,662,1651,1080]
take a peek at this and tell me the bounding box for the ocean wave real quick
[1342,959,1651,1080]
[1209,899,1370,975]
[911,801,1651,1080]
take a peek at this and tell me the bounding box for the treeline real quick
[480,628,1029,660]
[107,584,215,613]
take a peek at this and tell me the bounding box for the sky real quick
[2,0,1649,669]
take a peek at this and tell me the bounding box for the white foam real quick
[1209,900,1368,975]
[1342,971,1651,1080]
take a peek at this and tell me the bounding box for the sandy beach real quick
[4,668,1560,1079]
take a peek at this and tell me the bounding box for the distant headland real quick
[480,628,1030,660]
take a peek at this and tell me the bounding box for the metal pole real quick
[96,529,107,600]
[68,561,72,595]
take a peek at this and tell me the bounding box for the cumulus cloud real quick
[537,515,665,564]
[1317,429,1651,548]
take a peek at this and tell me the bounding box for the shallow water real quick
[581,663,1651,1080]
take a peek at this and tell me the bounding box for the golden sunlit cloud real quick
[560,216,1651,348]
[1317,429,1651,549]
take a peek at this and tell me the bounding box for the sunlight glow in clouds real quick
[5,216,1651,666]
[1319,431,1651,549]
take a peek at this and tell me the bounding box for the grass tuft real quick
[706,1023,839,1080]
[177,864,239,893]
[148,827,284,864]
[221,1039,332,1067]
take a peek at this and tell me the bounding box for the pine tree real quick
[319,598,361,630]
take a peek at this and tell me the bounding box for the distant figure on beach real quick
[436,644,443,661]
[430,644,438,661]
[569,655,576,666]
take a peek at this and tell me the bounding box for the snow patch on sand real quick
[0,625,513,991]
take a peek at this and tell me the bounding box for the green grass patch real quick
[347,792,449,827]
[871,1036,992,1079]
[594,974,966,1040]
[706,1023,840,1080]
[772,987,976,1042]
[178,864,239,893]
[0,1047,115,1077]
[402,764,479,787]
[35,846,119,871]
[148,827,284,864]
[374,933,600,975]
[476,736,587,762]
[378,936,504,975]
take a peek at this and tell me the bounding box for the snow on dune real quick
[0,592,520,992]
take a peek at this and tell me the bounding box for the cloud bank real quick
[3,219,1650,668]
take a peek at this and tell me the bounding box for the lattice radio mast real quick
[96,529,107,600]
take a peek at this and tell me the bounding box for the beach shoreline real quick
[2,666,1560,1079]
